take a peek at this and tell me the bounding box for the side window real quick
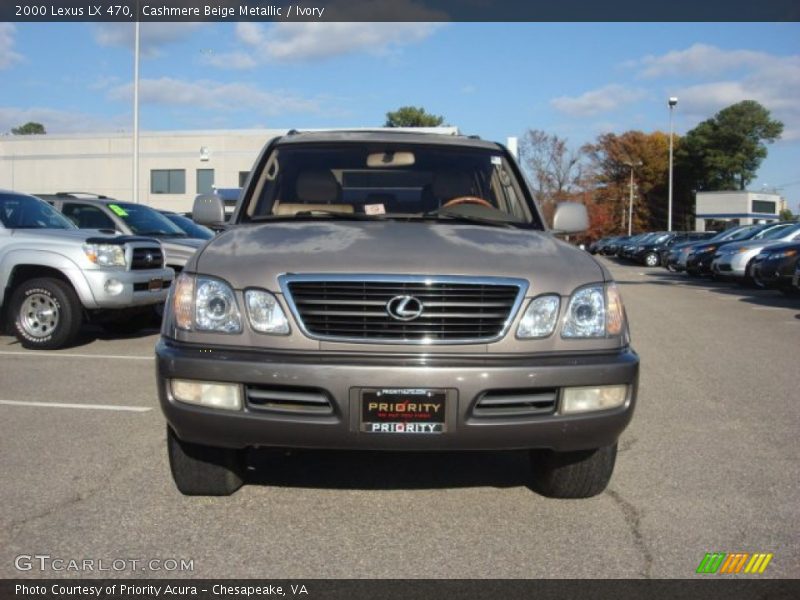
[62,203,116,230]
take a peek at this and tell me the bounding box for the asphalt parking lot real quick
[1,258,798,579]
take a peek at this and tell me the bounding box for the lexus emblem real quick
[145,253,154,264]
[386,295,424,321]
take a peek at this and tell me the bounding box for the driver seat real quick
[430,171,475,209]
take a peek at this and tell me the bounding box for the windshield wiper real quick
[417,210,518,229]
[249,211,384,222]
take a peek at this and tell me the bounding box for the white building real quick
[0,127,459,212]
[695,191,786,232]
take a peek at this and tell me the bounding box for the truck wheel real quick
[9,278,83,350]
[529,444,617,498]
[644,253,659,267]
[167,426,244,496]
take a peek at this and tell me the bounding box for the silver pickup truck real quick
[1,190,174,349]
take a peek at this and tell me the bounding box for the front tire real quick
[644,253,659,267]
[167,426,244,496]
[9,278,83,350]
[530,444,617,498]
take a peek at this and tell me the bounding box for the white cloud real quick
[0,23,23,70]
[107,77,322,116]
[630,45,800,141]
[629,43,780,79]
[550,84,648,117]
[93,23,205,57]
[200,51,258,70]
[0,106,126,134]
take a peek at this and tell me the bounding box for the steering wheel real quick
[441,196,494,210]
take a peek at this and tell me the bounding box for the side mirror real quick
[552,202,589,234]
[192,193,225,227]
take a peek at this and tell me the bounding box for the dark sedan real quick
[685,224,770,277]
[752,241,800,296]
[633,231,715,267]
[601,235,633,256]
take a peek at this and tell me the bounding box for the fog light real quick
[170,379,242,411]
[104,278,124,296]
[561,385,628,414]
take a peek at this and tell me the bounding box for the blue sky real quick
[1,21,799,209]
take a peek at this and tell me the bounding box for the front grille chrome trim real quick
[278,274,528,345]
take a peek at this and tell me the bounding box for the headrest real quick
[296,170,340,203]
[431,171,474,200]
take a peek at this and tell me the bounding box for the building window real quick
[197,169,214,195]
[752,200,776,214]
[239,171,250,187]
[151,169,186,194]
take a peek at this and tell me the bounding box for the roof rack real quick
[56,192,109,199]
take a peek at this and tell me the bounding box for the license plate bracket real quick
[360,388,446,434]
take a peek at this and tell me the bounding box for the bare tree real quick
[519,129,585,208]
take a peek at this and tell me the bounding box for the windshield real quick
[650,233,671,244]
[711,225,758,242]
[753,223,795,240]
[112,202,186,236]
[164,213,214,240]
[244,143,540,227]
[0,194,76,230]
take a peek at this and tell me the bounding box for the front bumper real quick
[156,339,639,452]
[686,252,714,273]
[753,256,798,287]
[83,268,173,308]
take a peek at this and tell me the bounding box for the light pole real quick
[624,160,642,236]
[132,5,141,203]
[667,97,678,231]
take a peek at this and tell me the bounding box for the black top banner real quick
[2,0,799,22]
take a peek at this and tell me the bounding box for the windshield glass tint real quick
[756,224,794,240]
[114,203,185,235]
[246,143,538,226]
[0,194,75,230]
[165,214,214,239]
[714,226,756,242]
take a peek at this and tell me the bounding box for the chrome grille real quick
[281,275,527,344]
[130,247,164,270]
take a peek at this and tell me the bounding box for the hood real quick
[160,237,205,267]
[193,221,606,294]
[9,228,113,243]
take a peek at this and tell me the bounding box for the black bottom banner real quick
[2,579,799,600]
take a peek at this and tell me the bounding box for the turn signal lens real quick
[173,273,194,330]
[605,283,625,336]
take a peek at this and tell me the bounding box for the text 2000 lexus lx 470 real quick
[156,131,639,498]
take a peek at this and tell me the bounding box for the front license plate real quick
[361,388,446,434]
[148,278,163,291]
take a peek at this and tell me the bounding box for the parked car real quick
[0,190,172,349]
[793,259,800,292]
[39,193,205,272]
[159,211,215,240]
[588,236,619,255]
[752,240,800,295]
[158,130,639,498]
[660,232,717,271]
[631,231,713,267]
[710,222,800,284]
[619,233,655,261]
[601,235,632,256]
[685,224,771,277]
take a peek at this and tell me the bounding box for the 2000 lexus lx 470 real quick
[156,130,639,498]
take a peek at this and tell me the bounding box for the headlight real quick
[195,276,241,333]
[562,283,626,338]
[245,289,290,335]
[772,249,798,259]
[517,295,560,339]
[83,243,126,267]
[697,245,717,254]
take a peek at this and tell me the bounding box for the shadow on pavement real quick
[245,448,533,491]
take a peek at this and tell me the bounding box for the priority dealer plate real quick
[360,388,446,434]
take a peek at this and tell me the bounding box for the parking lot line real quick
[0,350,153,360]
[0,399,152,412]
